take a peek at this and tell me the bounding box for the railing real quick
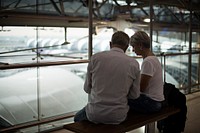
[159,51,200,92]
[0,60,89,70]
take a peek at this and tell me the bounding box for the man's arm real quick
[128,64,140,99]
[84,61,92,94]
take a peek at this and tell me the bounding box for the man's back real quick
[74,31,140,124]
[85,47,140,124]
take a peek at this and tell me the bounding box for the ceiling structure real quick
[0,0,200,32]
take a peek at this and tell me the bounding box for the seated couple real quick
[74,31,164,124]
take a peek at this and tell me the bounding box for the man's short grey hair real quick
[111,31,129,46]
[130,31,150,48]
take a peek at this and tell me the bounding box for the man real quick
[74,31,140,124]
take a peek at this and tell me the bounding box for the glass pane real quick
[190,12,200,92]
[0,26,90,64]
[39,64,88,118]
[191,53,200,92]
[66,28,89,59]
[93,28,113,54]
[0,26,38,64]
[164,55,189,91]
[0,68,38,126]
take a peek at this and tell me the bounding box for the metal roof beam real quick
[50,0,62,15]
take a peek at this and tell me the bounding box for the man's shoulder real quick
[91,51,109,59]
[128,56,139,62]
[93,51,108,56]
[127,57,140,68]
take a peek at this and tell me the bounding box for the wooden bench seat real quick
[63,106,180,133]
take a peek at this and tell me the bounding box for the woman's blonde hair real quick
[130,31,150,48]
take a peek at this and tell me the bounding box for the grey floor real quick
[51,91,200,133]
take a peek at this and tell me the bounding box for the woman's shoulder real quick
[144,56,159,62]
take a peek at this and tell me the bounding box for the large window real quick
[0,27,89,132]
[1,25,199,132]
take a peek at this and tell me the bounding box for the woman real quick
[128,31,164,113]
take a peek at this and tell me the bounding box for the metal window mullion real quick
[149,0,153,51]
[188,7,192,94]
[88,0,93,59]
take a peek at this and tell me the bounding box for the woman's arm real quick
[140,74,152,92]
